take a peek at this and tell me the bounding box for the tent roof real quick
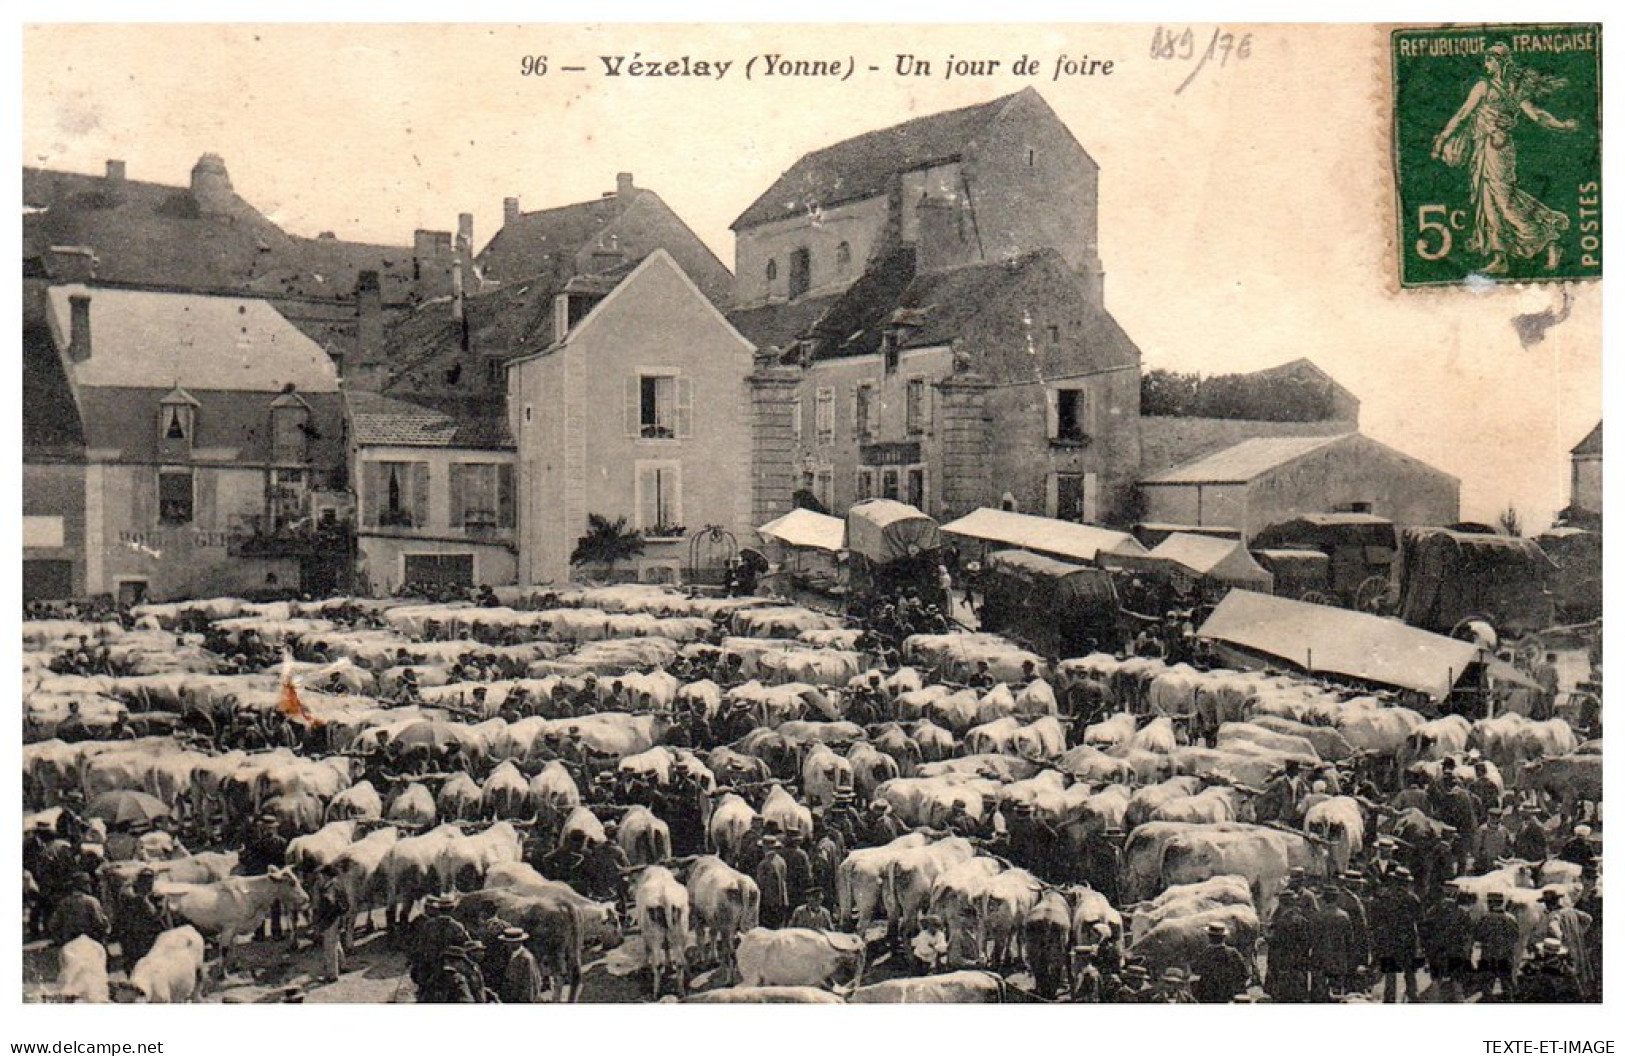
[941,508,1147,564]
[1197,590,1479,700]
[1150,533,1273,587]
[846,499,939,563]
[757,508,846,552]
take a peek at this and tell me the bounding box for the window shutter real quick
[449,464,467,527]
[412,462,430,528]
[362,463,382,527]
[1045,473,1059,518]
[927,382,936,431]
[667,466,683,527]
[498,464,516,528]
[625,377,640,438]
[676,376,694,439]
[850,385,860,432]
[1084,472,1099,523]
[636,465,655,529]
[196,470,218,529]
[1045,389,1059,440]
[790,397,803,442]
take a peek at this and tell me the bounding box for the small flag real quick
[278,650,324,727]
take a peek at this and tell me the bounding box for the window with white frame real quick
[635,461,683,536]
[629,373,692,440]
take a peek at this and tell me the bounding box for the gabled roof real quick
[733,90,1025,230]
[475,194,631,285]
[1148,533,1273,588]
[1572,421,1602,456]
[346,390,513,450]
[940,508,1146,564]
[1141,434,1351,485]
[45,284,340,394]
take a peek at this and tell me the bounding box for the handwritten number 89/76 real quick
[1150,26,1252,94]
[520,55,548,76]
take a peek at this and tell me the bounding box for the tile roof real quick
[1141,435,1351,485]
[348,388,515,451]
[475,194,630,286]
[733,91,1021,230]
[23,163,419,305]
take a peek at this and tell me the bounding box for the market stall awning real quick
[940,508,1147,564]
[846,499,939,563]
[1150,533,1274,591]
[1197,589,1480,700]
[757,508,847,552]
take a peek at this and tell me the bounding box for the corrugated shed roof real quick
[733,92,1019,229]
[46,284,340,394]
[1141,434,1350,485]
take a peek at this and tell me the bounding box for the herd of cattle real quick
[22,584,1603,1003]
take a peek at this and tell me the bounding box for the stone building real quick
[35,283,347,602]
[1138,433,1460,542]
[507,251,755,586]
[1567,421,1602,523]
[733,88,1141,528]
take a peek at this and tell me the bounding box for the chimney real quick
[915,194,977,273]
[412,229,453,299]
[105,160,126,183]
[67,294,92,363]
[503,197,520,226]
[616,172,635,198]
[452,213,473,347]
[189,153,234,216]
[356,270,383,358]
[46,245,98,283]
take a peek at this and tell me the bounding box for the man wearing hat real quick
[111,866,171,972]
[789,886,836,931]
[1003,800,1059,882]
[1265,889,1312,1003]
[1114,963,1154,1003]
[309,862,353,983]
[1557,825,1596,871]
[497,927,546,1004]
[1542,887,1596,999]
[809,819,845,906]
[421,942,484,1004]
[1326,871,1371,981]
[860,799,906,848]
[1421,886,1476,1002]
[1365,836,1404,886]
[407,894,471,998]
[1150,965,1198,1003]
[1430,771,1480,877]
[1517,936,1582,1002]
[824,792,861,850]
[1473,805,1514,874]
[240,812,290,940]
[1473,891,1520,1000]
[1512,804,1551,862]
[582,825,633,904]
[1190,921,1250,1004]
[1308,880,1355,1001]
[755,833,791,929]
[1368,868,1422,1003]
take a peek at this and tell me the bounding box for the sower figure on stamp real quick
[1432,42,1578,274]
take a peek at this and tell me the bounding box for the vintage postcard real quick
[17,21,1608,1042]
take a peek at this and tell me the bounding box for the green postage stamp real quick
[1392,24,1601,287]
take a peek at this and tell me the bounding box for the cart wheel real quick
[1298,590,1332,606]
[1355,576,1392,614]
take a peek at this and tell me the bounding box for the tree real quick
[1496,504,1523,537]
[570,513,646,574]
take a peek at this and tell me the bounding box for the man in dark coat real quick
[1078,827,1124,906]
[1421,886,1476,1002]
[1190,921,1251,1003]
[240,813,290,939]
[111,868,171,971]
[47,873,109,947]
[1368,868,1422,1003]
[581,834,633,905]
[1430,772,1480,876]
[1307,886,1355,1001]
[755,834,791,929]
[1265,890,1312,1003]
[1512,806,1551,862]
[407,895,472,997]
[1473,891,1521,1000]
[1517,937,1583,1002]
[859,800,907,848]
[497,928,547,1004]
[1003,802,1059,881]
[1327,871,1371,982]
[782,831,816,902]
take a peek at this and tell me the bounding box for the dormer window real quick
[270,389,313,464]
[158,386,200,460]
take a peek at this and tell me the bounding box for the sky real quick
[21,23,1603,527]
